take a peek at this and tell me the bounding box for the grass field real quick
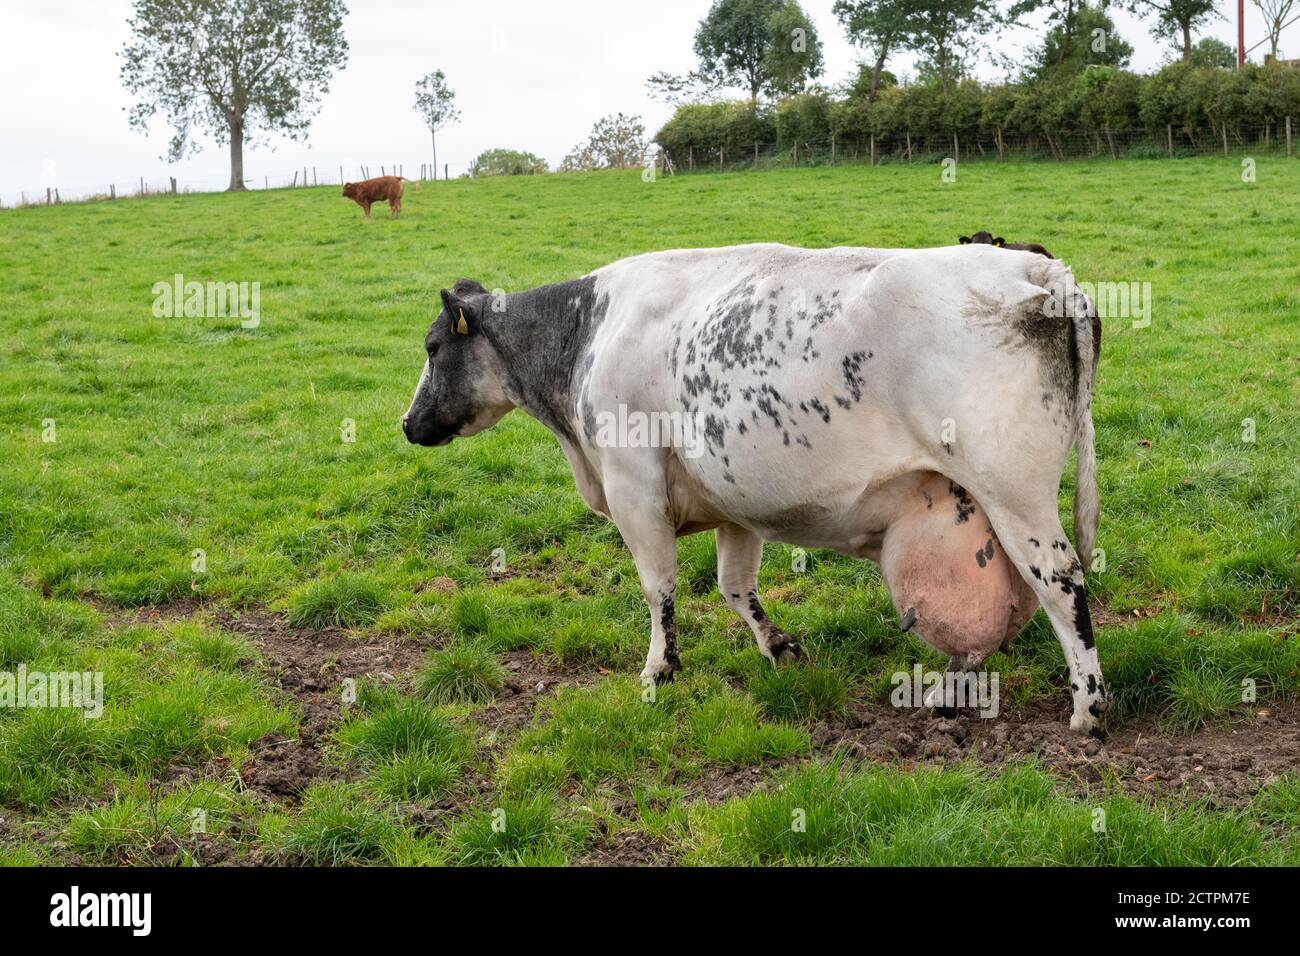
[1,158,1298,866]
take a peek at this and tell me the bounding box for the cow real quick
[342,175,419,218]
[959,230,1055,258]
[402,243,1109,736]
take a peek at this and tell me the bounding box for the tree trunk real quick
[227,116,246,192]
[1181,22,1193,62]
[869,50,887,102]
[432,129,438,182]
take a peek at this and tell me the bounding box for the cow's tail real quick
[401,177,422,192]
[1066,276,1099,570]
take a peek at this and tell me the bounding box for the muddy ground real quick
[88,601,1300,866]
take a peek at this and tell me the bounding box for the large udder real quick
[880,473,1038,667]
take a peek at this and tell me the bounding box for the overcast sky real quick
[0,1,1271,203]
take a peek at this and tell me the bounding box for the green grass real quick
[2,158,1298,865]
[413,642,507,705]
[673,760,1298,866]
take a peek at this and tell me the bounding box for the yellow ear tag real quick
[455,309,468,334]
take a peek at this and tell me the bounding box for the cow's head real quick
[959,231,1004,247]
[402,279,514,447]
[342,182,357,199]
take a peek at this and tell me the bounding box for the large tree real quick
[414,70,460,180]
[833,0,921,101]
[120,0,348,192]
[1122,0,1221,62]
[693,0,823,105]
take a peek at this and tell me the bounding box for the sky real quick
[0,1,1277,204]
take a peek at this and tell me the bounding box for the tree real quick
[763,1,826,95]
[1252,0,1297,60]
[120,0,348,192]
[1022,0,1133,76]
[833,0,920,101]
[1123,0,1221,62]
[560,114,647,171]
[469,149,548,177]
[693,0,823,105]
[1188,36,1237,68]
[414,70,460,181]
[907,0,1000,88]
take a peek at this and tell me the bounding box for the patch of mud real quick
[212,607,432,802]
[578,826,671,867]
[815,698,1300,808]
[475,651,601,742]
[215,606,428,735]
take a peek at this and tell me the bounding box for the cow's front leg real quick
[717,523,803,664]
[606,487,681,684]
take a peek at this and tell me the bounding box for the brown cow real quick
[342,175,419,219]
[958,230,1055,258]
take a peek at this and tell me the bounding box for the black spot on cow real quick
[975,538,995,568]
[949,482,975,524]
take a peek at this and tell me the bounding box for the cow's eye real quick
[427,343,439,359]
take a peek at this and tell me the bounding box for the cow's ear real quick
[439,288,478,335]
[958,235,971,244]
[993,236,1006,247]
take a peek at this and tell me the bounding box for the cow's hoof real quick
[1070,711,1106,738]
[639,660,680,685]
[766,636,803,665]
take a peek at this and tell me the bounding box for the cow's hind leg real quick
[605,478,681,684]
[716,523,802,664]
[979,498,1109,736]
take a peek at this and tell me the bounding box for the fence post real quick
[444,163,448,181]
[292,171,298,187]
[831,134,836,165]
[170,176,177,195]
[755,142,759,169]
[55,189,61,204]
[47,187,52,205]
[313,167,317,186]
[1222,124,1229,157]
[1287,116,1293,158]
[720,147,724,171]
[906,130,912,162]
[1166,125,1173,159]
[140,176,145,195]
[110,184,116,200]
[340,166,344,183]
[996,128,1004,161]
[688,147,693,171]
[265,177,269,190]
[794,143,799,165]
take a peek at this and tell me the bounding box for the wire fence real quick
[0,159,470,209]
[659,120,1298,174]
[4,119,1295,208]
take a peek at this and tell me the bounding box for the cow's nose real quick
[401,416,410,439]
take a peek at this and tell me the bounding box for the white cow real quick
[403,243,1108,735]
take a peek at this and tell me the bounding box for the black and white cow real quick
[403,243,1108,735]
